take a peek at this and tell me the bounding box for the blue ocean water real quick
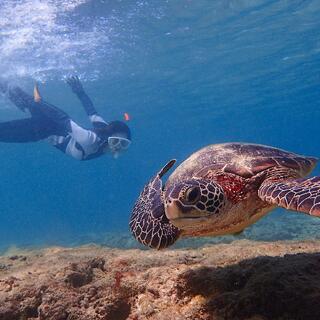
[0,0,319,251]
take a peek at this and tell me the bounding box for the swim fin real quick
[33,83,41,102]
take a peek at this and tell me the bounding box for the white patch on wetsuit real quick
[65,138,84,160]
[47,120,104,160]
[89,114,108,125]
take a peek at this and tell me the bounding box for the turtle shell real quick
[166,143,318,186]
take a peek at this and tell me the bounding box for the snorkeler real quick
[0,76,131,160]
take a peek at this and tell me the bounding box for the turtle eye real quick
[184,187,200,204]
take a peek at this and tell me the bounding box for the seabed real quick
[1,239,320,320]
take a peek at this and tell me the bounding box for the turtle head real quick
[164,178,226,233]
[129,160,181,249]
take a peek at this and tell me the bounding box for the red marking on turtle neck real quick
[215,173,248,203]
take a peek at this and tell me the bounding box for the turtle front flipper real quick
[258,176,320,216]
[130,160,181,249]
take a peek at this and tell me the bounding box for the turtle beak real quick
[165,201,181,220]
[165,199,213,230]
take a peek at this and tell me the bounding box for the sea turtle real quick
[130,143,320,249]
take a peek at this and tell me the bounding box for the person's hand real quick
[66,75,84,94]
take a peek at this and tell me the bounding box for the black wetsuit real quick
[0,86,109,160]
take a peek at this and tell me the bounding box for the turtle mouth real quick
[165,201,214,229]
[169,215,212,229]
[166,201,211,218]
[170,215,211,220]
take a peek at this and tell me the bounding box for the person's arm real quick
[66,76,108,128]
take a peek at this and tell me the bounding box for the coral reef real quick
[1,240,320,319]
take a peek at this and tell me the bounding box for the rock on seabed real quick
[1,240,320,320]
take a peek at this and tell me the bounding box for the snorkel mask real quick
[108,136,131,158]
[95,119,131,158]
[108,136,131,150]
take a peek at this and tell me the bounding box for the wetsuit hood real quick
[93,120,131,141]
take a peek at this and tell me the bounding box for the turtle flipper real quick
[258,176,320,216]
[130,160,181,249]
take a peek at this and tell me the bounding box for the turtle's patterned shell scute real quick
[167,143,318,186]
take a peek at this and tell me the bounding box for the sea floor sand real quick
[0,240,320,320]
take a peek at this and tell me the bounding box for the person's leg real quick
[7,86,71,132]
[4,86,35,113]
[0,117,57,143]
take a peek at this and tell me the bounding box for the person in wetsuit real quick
[0,76,131,160]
